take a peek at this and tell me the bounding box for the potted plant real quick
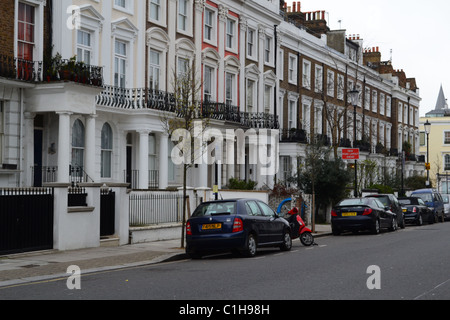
[58,55,76,81]
[44,52,61,82]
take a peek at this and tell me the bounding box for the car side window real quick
[418,198,425,205]
[258,201,275,217]
[246,201,262,216]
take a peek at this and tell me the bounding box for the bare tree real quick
[160,60,209,248]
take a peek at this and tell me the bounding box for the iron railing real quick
[96,86,279,129]
[0,54,103,86]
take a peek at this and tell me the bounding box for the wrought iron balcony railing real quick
[96,86,279,129]
[0,54,103,87]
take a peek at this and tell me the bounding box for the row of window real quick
[71,120,176,181]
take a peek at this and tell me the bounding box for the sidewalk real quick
[0,225,331,288]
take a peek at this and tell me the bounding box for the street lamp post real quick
[424,120,432,187]
[348,89,360,198]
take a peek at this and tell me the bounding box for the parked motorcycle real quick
[287,207,315,246]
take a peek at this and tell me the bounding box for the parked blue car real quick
[410,189,445,223]
[186,199,292,259]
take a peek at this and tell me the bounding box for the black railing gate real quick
[0,188,54,256]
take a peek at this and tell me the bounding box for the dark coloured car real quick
[331,198,398,235]
[185,199,292,259]
[365,194,405,229]
[398,197,434,225]
[411,189,445,222]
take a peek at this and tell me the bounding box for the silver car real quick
[442,194,450,220]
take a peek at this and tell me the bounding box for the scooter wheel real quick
[300,232,314,247]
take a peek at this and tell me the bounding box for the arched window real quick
[101,123,113,178]
[72,119,85,168]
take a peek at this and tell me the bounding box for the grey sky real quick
[286,0,450,116]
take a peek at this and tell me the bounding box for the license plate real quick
[342,212,357,217]
[202,223,222,230]
[403,209,407,212]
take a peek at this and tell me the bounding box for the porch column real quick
[85,114,97,182]
[24,112,35,187]
[138,130,150,189]
[57,112,72,183]
[158,132,169,190]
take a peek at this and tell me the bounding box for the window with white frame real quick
[264,85,272,113]
[177,56,189,77]
[356,83,362,107]
[365,88,371,110]
[288,99,297,130]
[398,102,403,123]
[445,155,450,171]
[444,132,450,145]
[115,0,126,8]
[149,49,161,90]
[314,105,323,135]
[288,54,297,85]
[386,126,391,149]
[247,79,256,112]
[372,91,377,113]
[149,0,166,26]
[204,65,215,101]
[327,70,335,97]
[225,72,236,106]
[247,28,257,59]
[280,156,292,184]
[302,59,311,89]
[264,35,272,64]
[204,8,216,44]
[314,65,323,93]
[101,123,113,178]
[380,93,385,115]
[77,30,92,64]
[337,74,344,100]
[409,106,413,126]
[404,104,408,124]
[114,0,133,13]
[278,48,284,81]
[17,2,35,61]
[386,96,391,117]
[114,40,127,88]
[301,98,311,133]
[178,0,189,32]
[226,18,237,51]
[149,0,161,21]
[72,119,85,168]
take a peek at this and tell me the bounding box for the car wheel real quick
[332,227,341,236]
[280,231,292,252]
[243,234,257,258]
[371,219,380,235]
[389,217,398,232]
[417,215,423,226]
[300,232,314,246]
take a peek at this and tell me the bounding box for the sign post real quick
[342,149,360,198]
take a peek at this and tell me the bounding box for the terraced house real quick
[0,0,424,253]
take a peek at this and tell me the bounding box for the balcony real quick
[96,87,279,130]
[0,54,103,87]
[280,128,308,144]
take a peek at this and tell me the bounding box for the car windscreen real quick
[338,199,373,207]
[192,202,237,217]
[412,193,432,203]
[399,199,412,205]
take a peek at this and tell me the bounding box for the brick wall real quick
[0,0,15,57]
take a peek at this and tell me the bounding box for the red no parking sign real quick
[342,149,360,160]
